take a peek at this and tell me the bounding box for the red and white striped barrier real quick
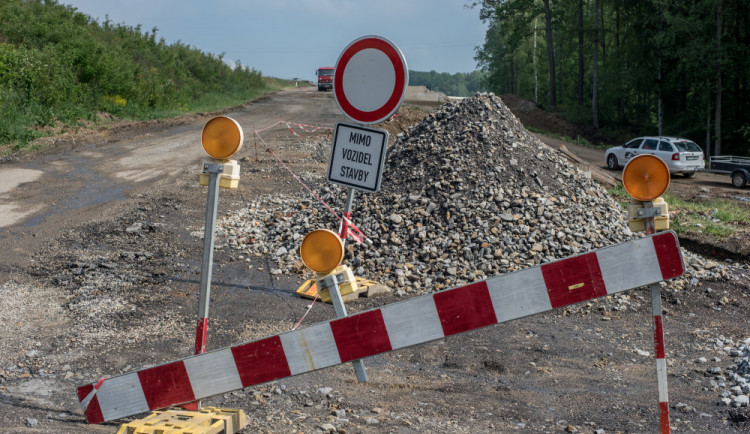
[78,231,684,424]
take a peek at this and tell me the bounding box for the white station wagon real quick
[604,136,705,177]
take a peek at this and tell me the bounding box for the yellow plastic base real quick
[628,197,669,232]
[116,407,247,434]
[296,271,390,304]
[199,173,239,189]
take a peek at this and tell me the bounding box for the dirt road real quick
[532,133,750,202]
[1,87,748,433]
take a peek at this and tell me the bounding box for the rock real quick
[319,423,336,433]
[125,222,143,233]
[25,418,38,428]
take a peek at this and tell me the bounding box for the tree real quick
[542,0,556,108]
[592,0,599,129]
[577,0,584,106]
[714,0,722,155]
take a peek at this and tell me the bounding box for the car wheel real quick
[732,171,747,188]
[682,171,695,178]
[606,154,618,170]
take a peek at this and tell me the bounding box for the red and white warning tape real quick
[78,232,684,424]
[284,121,332,136]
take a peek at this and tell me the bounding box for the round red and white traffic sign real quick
[333,35,408,125]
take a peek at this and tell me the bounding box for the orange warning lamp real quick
[300,229,345,274]
[201,116,243,160]
[622,155,670,201]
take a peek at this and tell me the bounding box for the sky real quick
[62,0,488,82]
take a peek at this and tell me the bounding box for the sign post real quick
[188,117,243,410]
[622,155,672,434]
[323,35,408,383]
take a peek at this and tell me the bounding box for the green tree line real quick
[474,0,749,157]
[409,70,487,97]
[0,0,270,149]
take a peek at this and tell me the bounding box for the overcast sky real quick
[62,0,487,81]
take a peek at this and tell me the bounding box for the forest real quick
[409,70,487,97]
[0,0,274,149]
[473,0,749,156]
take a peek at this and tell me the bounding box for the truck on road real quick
[316,67,334,91]
[705,155,750,188]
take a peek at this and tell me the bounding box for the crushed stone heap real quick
[218,94,634,294]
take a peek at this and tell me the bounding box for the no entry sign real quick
[327,123,389,193]
[334,36,408,125]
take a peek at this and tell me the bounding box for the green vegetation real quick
[409,70,487,97]
[474,1,750,157]
[607,184,749,239]
[0,0,285,151]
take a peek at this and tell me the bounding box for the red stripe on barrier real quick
[77,384,104,424]
[541,252,606,308]
[659,401,670,433]
[433,281,497,336]
[330,310,392,362]
[138,361,195,410]
[653,315,666,359]
[653,232,684,280]
[232,336,291,387]
[77,383,92,401]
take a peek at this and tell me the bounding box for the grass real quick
[607,183,749,239]
[1,79,297,156]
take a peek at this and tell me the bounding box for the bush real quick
[0,0,271,150]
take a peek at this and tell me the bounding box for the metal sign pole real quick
[330,187,368,382]
[644,200,671,434]
[195,162,224,355]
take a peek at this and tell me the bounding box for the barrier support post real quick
[644,200,671,434]
[333,187,367,383]
[186,162,223,411]
[323,273,368,382]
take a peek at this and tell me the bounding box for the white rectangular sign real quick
[327,123,389,193]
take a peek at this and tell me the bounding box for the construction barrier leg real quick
[651,283,670,434]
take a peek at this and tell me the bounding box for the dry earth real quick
[0,87,748,433]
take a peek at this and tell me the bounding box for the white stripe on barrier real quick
[280,322,341,375]
[488,266,550,322]
[97,372,149,422]
[598,237,661,294]
[381,294,443,350]
[184,348,242,398]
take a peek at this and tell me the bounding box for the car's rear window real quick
[674,141,702,152]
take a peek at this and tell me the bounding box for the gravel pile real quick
[215,94,637,294]
[711,337,750,408]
